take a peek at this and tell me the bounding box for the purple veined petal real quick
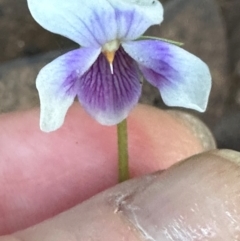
[36,47,101,132]
[107,0,164,40]
[27,0,163,48]
[122,40,212,112]
[77,47,142,125]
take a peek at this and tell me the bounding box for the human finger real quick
[0,103,215,234]
[1,149,239,241]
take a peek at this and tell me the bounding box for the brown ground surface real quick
[0,0,240,150]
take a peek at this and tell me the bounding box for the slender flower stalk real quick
[117,119,129,182]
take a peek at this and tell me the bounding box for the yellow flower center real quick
[102,40,120,74]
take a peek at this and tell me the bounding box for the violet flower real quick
[27,0,211,132]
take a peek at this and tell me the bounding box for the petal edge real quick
[123,40,212,112]
[36,47,101,132]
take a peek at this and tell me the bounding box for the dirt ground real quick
[0,0,240,150]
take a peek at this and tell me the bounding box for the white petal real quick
[107,0,164,40]
[27,0,163,47]
[36,48,101,132]
[27,0,116,46]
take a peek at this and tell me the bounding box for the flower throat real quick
[102,40,120,74]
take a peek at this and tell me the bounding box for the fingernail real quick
[211,149,240,165]
[115,152,240,240]
[167,110,216,150]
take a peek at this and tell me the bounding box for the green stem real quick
[117,118,129,182]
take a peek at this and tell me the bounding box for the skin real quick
[0,103,239,240]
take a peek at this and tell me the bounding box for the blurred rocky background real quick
[0,0,239,150]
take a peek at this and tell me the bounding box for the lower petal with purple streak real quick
[123,40,211,112]
[77,47,142,125]
[36,47,101,132]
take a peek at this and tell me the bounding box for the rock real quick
[214,110,240,151]
[218,0,240,67]
[0,51,62,113]
[211,0,240,149]
[0,0,75,62]
[216,0,240,109]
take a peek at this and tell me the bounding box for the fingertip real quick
[128,105,215,172]
[0,103,215,233]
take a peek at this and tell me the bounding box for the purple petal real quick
[36,47,101,132]
[108,0,163,40]
[27,0,163,47]
[77,47,141,125]
[123,40,212,111]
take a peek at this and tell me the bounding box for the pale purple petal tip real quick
[108,0,164,40]
[123,40,212,111]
